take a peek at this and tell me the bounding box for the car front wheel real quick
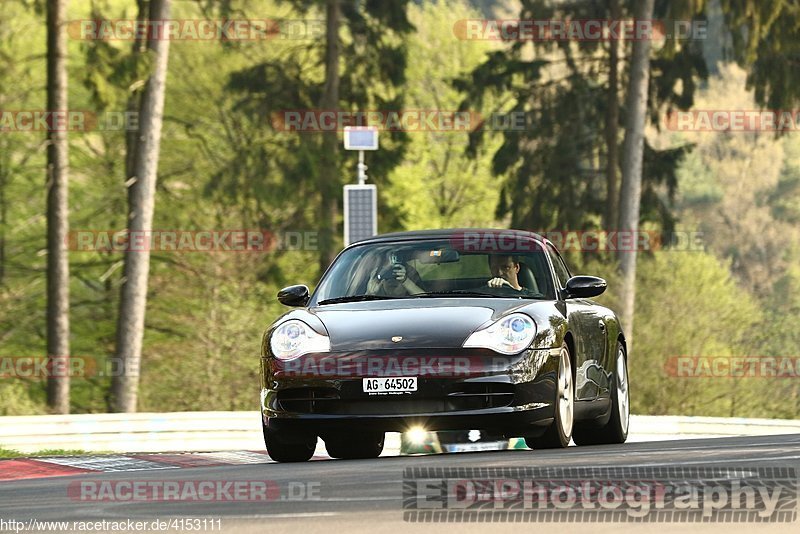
[525,342,574,449]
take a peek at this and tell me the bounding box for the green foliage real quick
[1,0,325,414]
[631,251,762,416]
[383,0,504,229]
[669,65,799,296]
[457,0,707,232]
[0,381,46,415]
[575,245,796,418]
[636,63,800,415]
[222,0,415,263]
[1,0,800,422]
[720,0,800,109]
[564,237,800,419]
[0,448,92,458]
[0,448,24,458]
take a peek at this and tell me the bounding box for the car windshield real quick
[313,237,556,304]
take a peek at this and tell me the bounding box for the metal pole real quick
[357,150,367,185]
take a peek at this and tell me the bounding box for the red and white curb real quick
[0,451,331,482]
[0,438,406,482]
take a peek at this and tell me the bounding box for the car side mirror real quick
[564,276,607,299]
[277,285,310,307]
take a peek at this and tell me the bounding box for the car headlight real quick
[270,320,330,360]
[463,313,536,354]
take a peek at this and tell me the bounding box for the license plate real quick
[362,376,417,394]
[445,441,508,453]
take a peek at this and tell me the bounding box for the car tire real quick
[324,432,385,460]
[573,341,630,445]
[525,342,574,449]
[263,425,316,463]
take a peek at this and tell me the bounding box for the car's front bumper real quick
[260,347,559,436]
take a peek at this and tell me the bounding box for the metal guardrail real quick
[1,412,799,454]
[0,412,265,453]
[627,415,800,441]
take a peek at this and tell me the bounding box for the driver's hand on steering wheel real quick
[487,277,513,288]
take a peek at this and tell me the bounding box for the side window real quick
[546,244,570,288]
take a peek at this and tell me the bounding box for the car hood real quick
[308,298,529,351]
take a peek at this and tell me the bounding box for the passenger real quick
[366,251,425,296]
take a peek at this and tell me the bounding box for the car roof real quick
[350,228,548,247]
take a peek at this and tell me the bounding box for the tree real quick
[384,0,503,230]
[669,65,798,297]
[457,0,704,242]
[617,0,656,341]
[226,0,414,276]
[318,0,341,272]
[720,0,800,110]
[603,0,621,229]
[45,0,70,414]
[111,0,172,412]
[629,251,762,416]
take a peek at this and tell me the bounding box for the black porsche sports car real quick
[260,229,629,462]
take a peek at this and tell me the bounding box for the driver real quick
[366,252,425,296]
[487,254,523,290]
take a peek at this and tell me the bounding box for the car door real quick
[544,243,608,401]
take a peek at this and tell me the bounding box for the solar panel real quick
[344,184,377,246]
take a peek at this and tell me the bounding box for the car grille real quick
[276,384,514,415]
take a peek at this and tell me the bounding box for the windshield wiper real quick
[317,295,404,305]
[412,290,497,298]
[413,290,547,299]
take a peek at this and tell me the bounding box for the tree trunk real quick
[46,0,70,414]
[617,0,655,345]
[125,0,149,183]
[111,0,172,412]
[604,0,621,230]
[318,0,341,274]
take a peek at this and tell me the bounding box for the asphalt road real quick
[2,434,799,534]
